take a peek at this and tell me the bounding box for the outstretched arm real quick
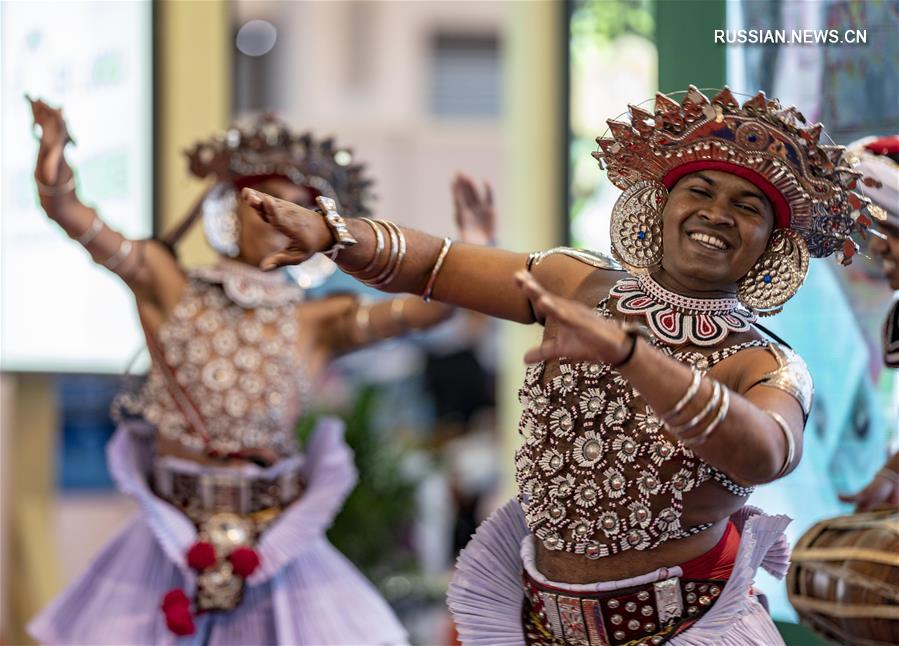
[516,271,805,486]
[241,187,580,324]
[320,173,501,353]
[29,97,183,310]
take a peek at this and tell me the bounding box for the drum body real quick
[787,509,899,645]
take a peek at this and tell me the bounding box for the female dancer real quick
[238,87,877,644]
[25,99,487,644]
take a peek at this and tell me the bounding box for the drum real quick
[787,509,899,646]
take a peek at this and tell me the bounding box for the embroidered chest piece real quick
[137,262,309,458]
[611,276,756,347]
[515,298,762,560]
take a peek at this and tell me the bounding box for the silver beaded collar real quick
[193,260,304,309]
[610,276,756,347]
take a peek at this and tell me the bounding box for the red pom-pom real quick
[161,588,190,611]
[163,604,196,636]
[186,541,217,571]
[228,546,261,577]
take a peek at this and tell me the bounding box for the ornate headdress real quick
[186,114,373,217]
[595,86,883,260]
[592,86,885,314]
[165,116,373,286]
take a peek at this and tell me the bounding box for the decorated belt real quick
[522,570,725,645]
[151,455,306,628]
[151,453,305,521]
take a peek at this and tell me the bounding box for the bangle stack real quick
[661,369,730,449]
[344,218,407,289]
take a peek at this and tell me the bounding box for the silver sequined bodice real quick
[124,261,309,458]
[515,298,762,561]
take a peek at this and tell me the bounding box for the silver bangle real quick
[36,174,76,197]
[682,387,730,448]
[668,380,721,436]
[766,410,796,479]
[102,239,134,271]
[421,237,453,302]
[661,369,702,423]
[76,215,104,246]
[351,218,385,278]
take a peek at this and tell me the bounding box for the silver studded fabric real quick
[515,297,763,559]
[127,262,308,458]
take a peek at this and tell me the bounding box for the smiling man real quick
[239,86,877,645]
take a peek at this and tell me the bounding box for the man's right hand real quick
[241,187,335,270]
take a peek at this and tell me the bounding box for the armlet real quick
[754,344,814,417]
[527,247,622,272]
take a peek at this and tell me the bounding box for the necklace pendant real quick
[611,277,756,347]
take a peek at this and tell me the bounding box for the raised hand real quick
[515,270,629,365]
[28,96,73,187]
[241,188,335,270]
[452,173,496,246]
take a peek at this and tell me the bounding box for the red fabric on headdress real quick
[864,135,899,156]
[663,160,791,229]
